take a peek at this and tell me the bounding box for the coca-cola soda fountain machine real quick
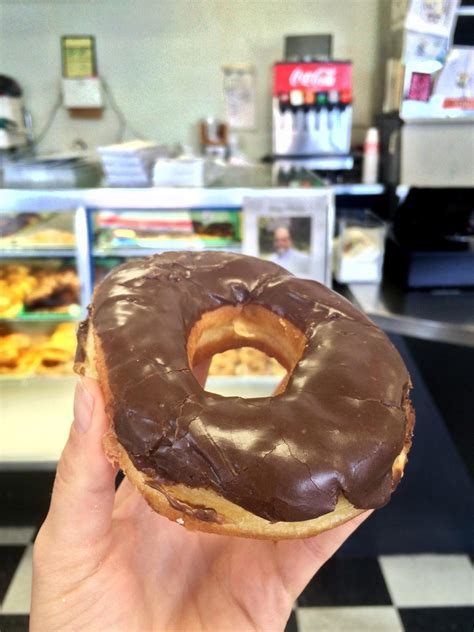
[272,61,353,170]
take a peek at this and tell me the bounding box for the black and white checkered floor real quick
[1,337,473,630]
[0,526,472,632]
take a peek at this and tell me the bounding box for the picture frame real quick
[242,190,334,286]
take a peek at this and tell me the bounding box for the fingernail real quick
[73,379,94,434]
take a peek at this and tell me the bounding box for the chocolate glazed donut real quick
[75,252,414,539]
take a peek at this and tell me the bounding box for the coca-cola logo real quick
[289,67,337,89]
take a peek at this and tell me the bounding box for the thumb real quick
[44,377,116,547]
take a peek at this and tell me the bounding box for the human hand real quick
[31,371,370,632]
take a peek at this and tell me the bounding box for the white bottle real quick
[362,127,380,185]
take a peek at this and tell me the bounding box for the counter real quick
[0,182,384,212]
[344,282,474,348]
[0,376,280,468]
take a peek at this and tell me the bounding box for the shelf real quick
[0,374,282,388]
[0,307,81,323]
[93,244,242,257]
[346,283,474,348]
[332,184,385,196]
[0,184,384,212]
[205,375,281,398]
[0,316,80,324]
[0,373,74,382]
[0,248,76,259]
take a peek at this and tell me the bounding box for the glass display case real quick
[1,175,352,466]
[0,178,400,472]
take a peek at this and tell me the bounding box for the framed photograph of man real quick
[242,190,334,285]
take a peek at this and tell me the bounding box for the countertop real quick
[342,281,474,348]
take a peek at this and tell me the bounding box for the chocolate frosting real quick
[79,252,411,522]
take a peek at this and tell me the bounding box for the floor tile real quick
[0,472,54,527]
[284,609,298,632]
[379,554,474,607]
[1,546,32,614]
[0,547,24,606]
[297,606,404,632]
[0,614,29,632]
[399,606,474,632]
[298,557,392,607]
[0,528,35,546]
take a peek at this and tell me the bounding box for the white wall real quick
[0,0,388,158]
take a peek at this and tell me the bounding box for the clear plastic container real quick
[333,210,386,283]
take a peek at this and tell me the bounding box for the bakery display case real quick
[0,211,80,320]
[0,212,76,252]
[0,211,80,376]
[0,214,80,465]
[0,182,336,465]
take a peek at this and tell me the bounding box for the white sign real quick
[222,65,256,130]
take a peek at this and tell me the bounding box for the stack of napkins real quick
[97,141,167,187]
[153,157,222,187]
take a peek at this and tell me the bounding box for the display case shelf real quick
[0,313,80,323]
[205,375,281,398]
[333,183,384,196]
[0,182,385,211]
[0,373,74,382]
[0,248,76,259]
[93,244,242,258]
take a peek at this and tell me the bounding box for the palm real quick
[60,481,295,631]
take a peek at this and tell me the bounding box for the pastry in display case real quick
[333,210,386,284]
[0,212,76,250]
[0,263,80,319]
[209,346,286,377]
[0,332,35,375]
[94,209,241,253]
[0,322,77,377]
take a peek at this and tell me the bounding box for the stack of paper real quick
[153,157,222,187]
[97,141,167,187]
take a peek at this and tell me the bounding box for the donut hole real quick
[205,346,287,396]
[187,304,307,397]
[209,347,286,377]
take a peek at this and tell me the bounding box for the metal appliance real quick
[284,34,332,61]
[0,75,31,151]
